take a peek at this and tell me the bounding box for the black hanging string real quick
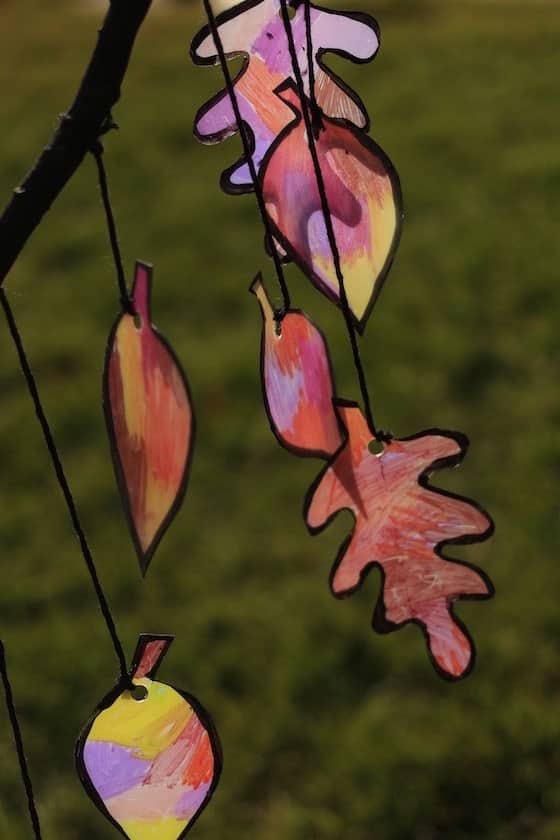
[0,641,43,839]
[303,0,322,137]
[0,288,133,687]
[90,136,135,315]
[201,0,291,318]
[280,0,386,441]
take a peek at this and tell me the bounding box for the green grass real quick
[0,1,559,837]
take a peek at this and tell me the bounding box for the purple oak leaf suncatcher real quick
[191,0,379,192]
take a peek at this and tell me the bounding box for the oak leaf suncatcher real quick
[306,402,494,680]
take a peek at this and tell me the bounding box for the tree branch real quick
[0,0,153,284]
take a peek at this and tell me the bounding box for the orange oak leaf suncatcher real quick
[305,401,494,680]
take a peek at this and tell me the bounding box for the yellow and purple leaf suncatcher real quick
[261,82,403,331]
[76,635,222,840]
[104,262,194,575]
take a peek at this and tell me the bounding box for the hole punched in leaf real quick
[368,438,385,456]
[129,684,149,702]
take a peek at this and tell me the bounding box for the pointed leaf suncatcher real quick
[193,0,494,679]
[261,81,402,329]
[105,262,194,575]
[77,635,221,840]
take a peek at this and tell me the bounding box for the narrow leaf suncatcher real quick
[105,261,195,575]
[193,0,494,680]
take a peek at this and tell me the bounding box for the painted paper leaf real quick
[76,635,222,840]
[191,0,379,193]
[305,401,494,679]
[104,262,194,575]
[261,82,403,331]
[252,273,341,458]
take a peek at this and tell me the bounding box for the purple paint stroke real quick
[196,0,378,89]
[83,740,151,801]
[175,782,211,820]
[193,0,379,189]
[197,92,275,187]
[265,352,305,433]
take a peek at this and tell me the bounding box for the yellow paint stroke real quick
[89,679,193,761]
[116,317,146,444]
[120,817,186,840]
[315,191,397,322]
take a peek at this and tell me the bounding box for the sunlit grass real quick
[0,1,559,837]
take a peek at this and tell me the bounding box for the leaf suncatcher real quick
[192,0,379,193]
[261,81,403,330]
[77,635,222,839]
[252,273,341,457]
[305,402,494,679]
[104,262,195,575]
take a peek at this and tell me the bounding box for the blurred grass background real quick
[0,0,559,837]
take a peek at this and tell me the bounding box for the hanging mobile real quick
[193,0,494,680]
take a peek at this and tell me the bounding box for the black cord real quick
[201,0,291,317]
[303,0,322,137]
[0,0,153,286]
[0,642,43,839]
[281,0,384,441]
[90,139,134,315]
[0,288,132,686]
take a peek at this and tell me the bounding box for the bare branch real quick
[0,0,153,284]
